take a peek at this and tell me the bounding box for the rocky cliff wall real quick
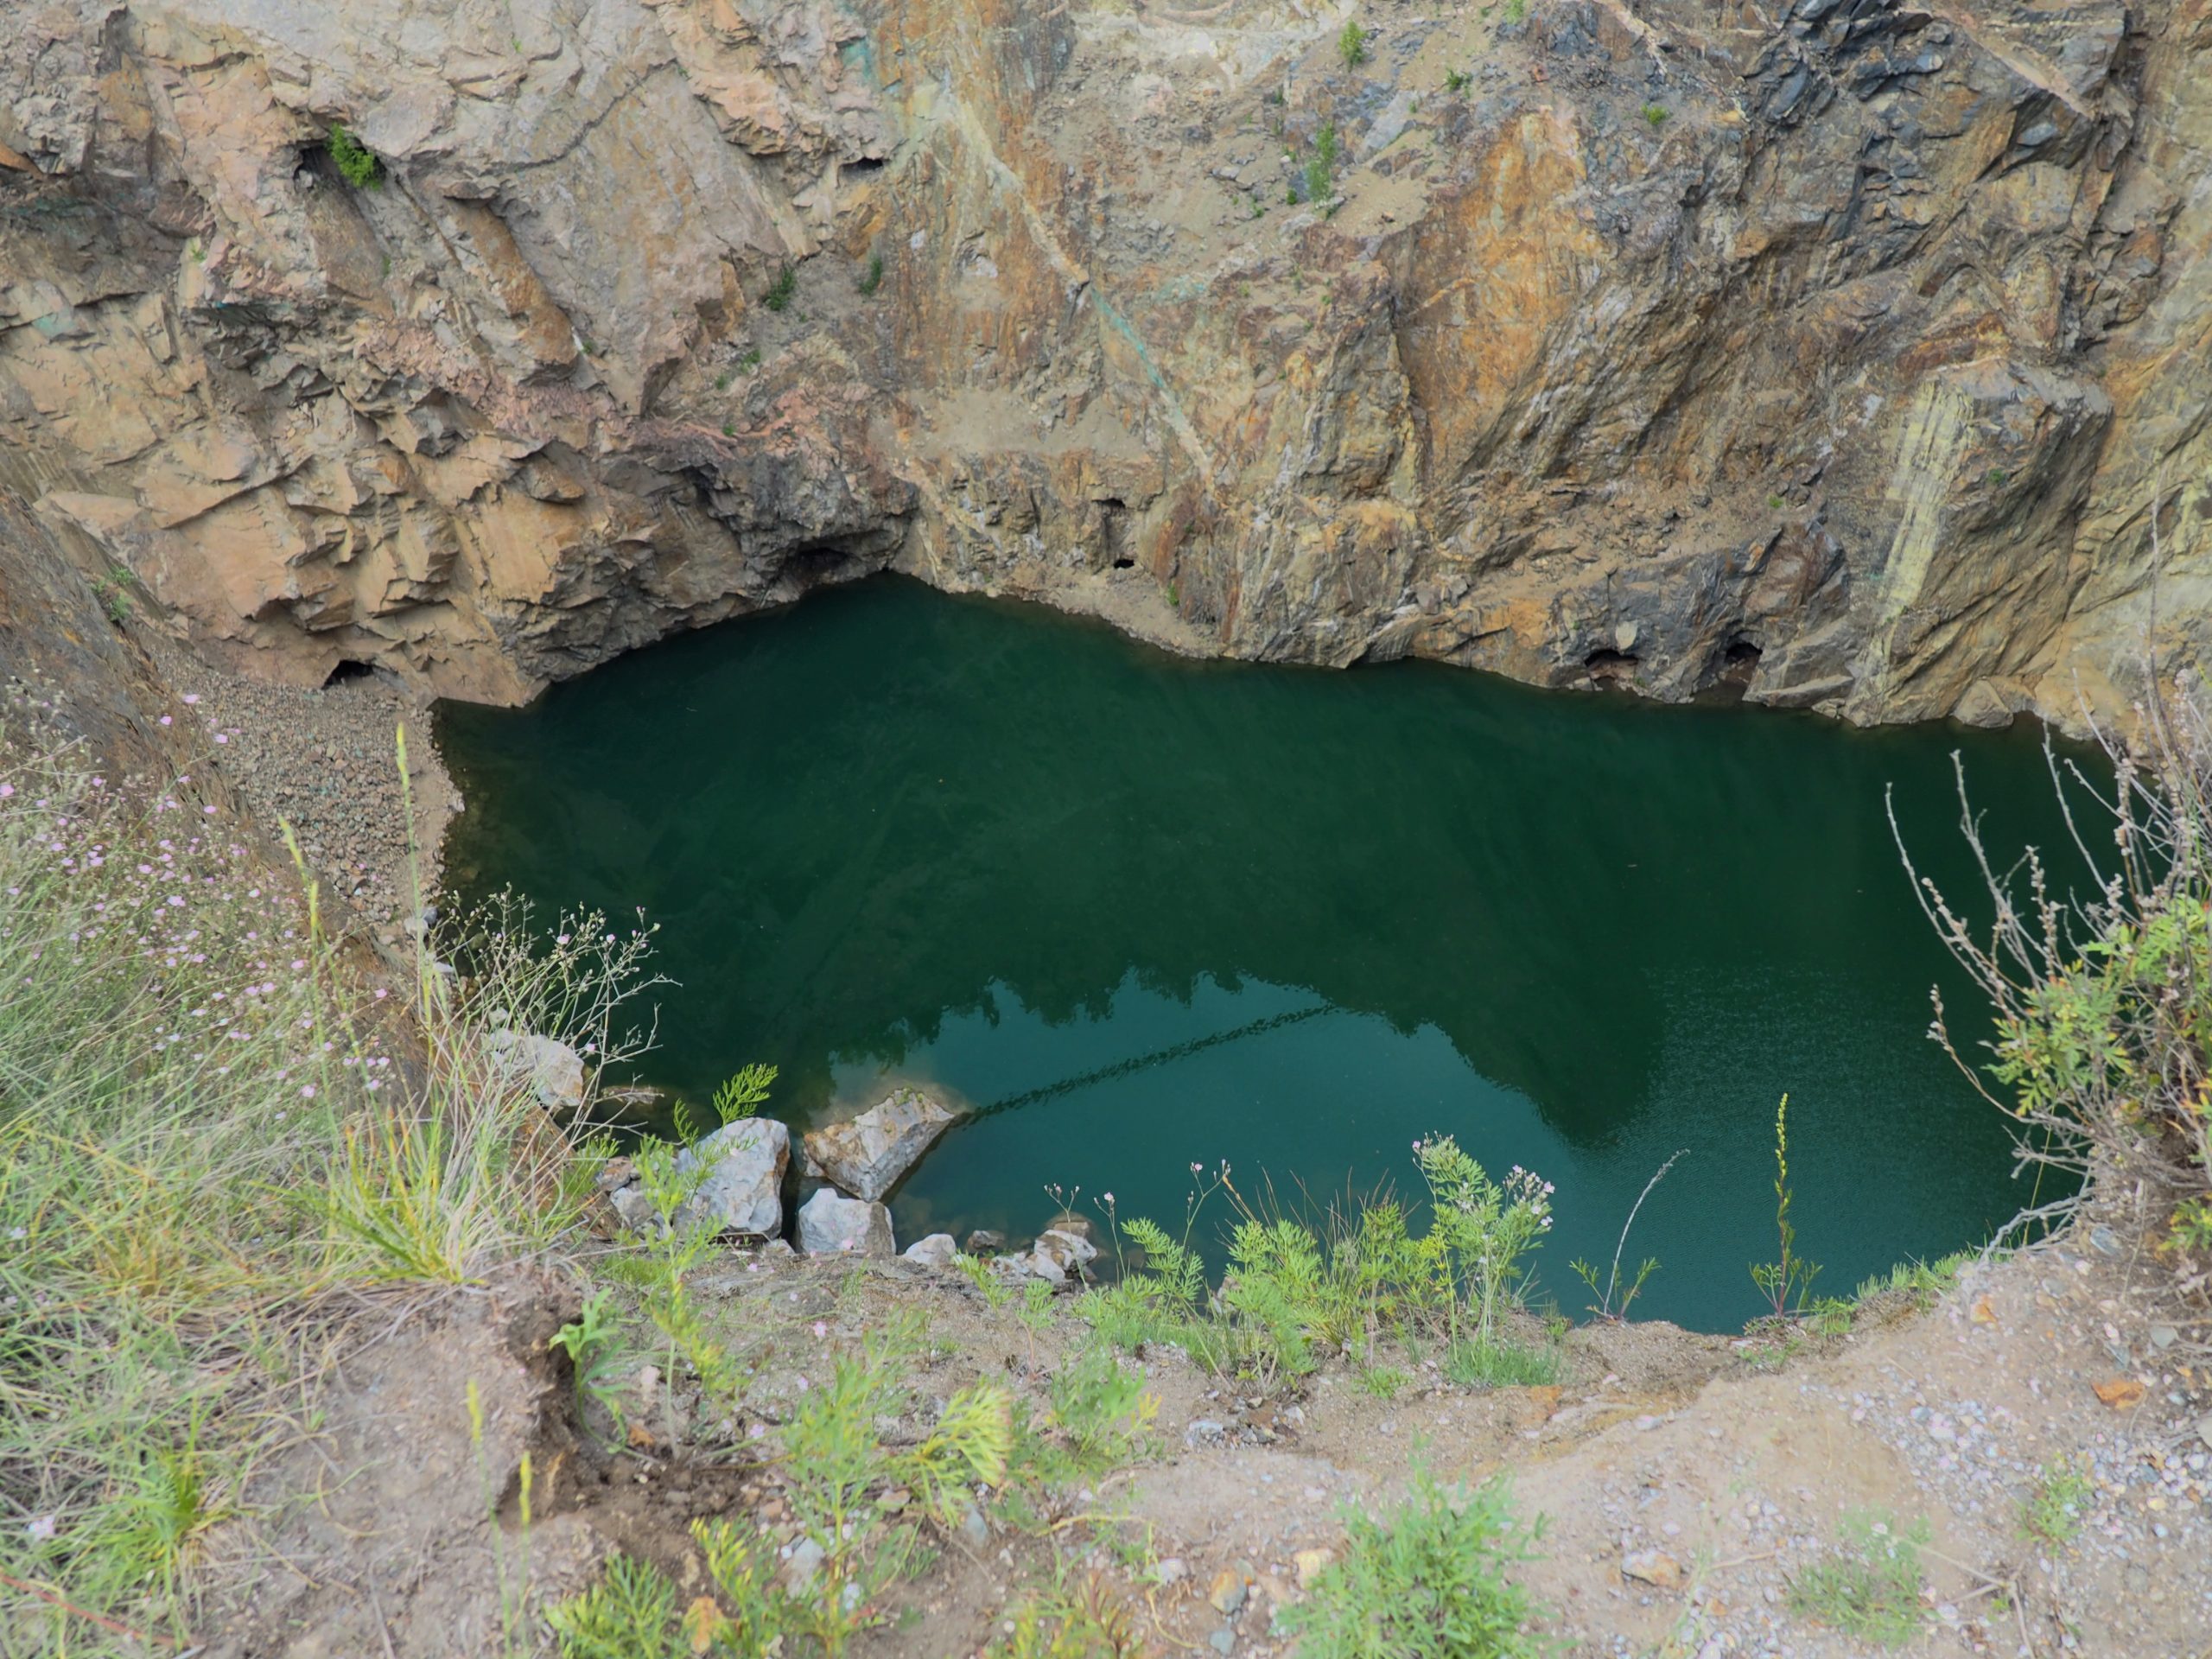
[1,0,2206,728]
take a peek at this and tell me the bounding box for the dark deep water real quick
[438,577,2086,1330]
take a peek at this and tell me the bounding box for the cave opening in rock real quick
[322,659,376,688]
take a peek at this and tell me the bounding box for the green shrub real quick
[550,1519,787,1658]
[1787,1512,1930,1648]
[2021,1460,2094,1548]
[858,251,885,296]
[1445,68,1471,92]
[764,265,798,312]
[1281,1468,1546,1659]
[1046,1343,1157,1470]
[1641,102,1669,128]
[1082,1139,1553,1391]
[327,122,382,188]
[1304,123,1341,207]
[1338,20,1369,67]
[1903,678,2212,1253]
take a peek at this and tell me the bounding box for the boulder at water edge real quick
[671,1118,790,1237]
[798,1187,897,1257]
[802,1085,959,1202]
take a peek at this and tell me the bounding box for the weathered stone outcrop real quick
[2,0,2208,729]
[802,1084,959,1202]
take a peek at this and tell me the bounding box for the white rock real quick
[901,1232,959,1268]
[1020,1227,1098,1285]
[797,1187,896,1257]
[483,1029,586,1112]
[802,1085,961,1202]
[606,1183,660,1235]
[673,1117,790,1237]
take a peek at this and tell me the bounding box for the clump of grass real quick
[327,122,382,188]
[1444,68,1471,92]
[1281,1467,1547,1659]
[1787,1512,1931,1648]
[0,719,649,1643]
[1641,102,1669,128]
[1356,1363,1412,1400]
[984,1570,1141,1659]
[1303,123,1341,210]
[2021,1459,2094,1548]
[1444,1335,1561,1389]
[858,251,885,296]
[90,565,135,626]
[1338,20,1369,68]
[763,264,798,312]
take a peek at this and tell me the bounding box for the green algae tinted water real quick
[439,577,2083,1331]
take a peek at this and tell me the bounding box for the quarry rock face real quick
[1,0,2207,730]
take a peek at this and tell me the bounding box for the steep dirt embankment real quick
[1,0,2208,728]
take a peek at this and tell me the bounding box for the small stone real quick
[1293,1548,1335,1586]
[2088,1225,2123,1259]
[607,1183,660,1234]
[482,1029,586,1112]
[902,1232,959,1268]
[779,1536,826,1591]
[797,1188,896,1257]
[1185,1419,1229,1447]
[965,1229,1007,1253]
[1207,1567,1249,1615]
[957,1505,990,1548]
[1621,1549,1683,1590]
[2196,1414,2212,1451]
[1209,1629,1235,1656]
[1025,1227,1099,1284]
[2149,1325,2178,1350]
[1156,1557,1189,1586]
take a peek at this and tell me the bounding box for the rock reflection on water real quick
[441,577,2089,1329]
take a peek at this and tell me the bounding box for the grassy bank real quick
[0,734,646,1649]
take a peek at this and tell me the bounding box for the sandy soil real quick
[188,1186,2209,1658]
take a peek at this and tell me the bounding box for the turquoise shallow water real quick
[438,577,2082,1330]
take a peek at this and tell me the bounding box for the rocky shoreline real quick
[149,636,462,938]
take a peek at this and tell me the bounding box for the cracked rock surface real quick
[0,0,2208,729]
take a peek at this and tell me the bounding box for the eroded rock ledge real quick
[3,0,2208,728]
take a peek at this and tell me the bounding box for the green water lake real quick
[439,577,2085,1330]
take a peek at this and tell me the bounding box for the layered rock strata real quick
[2,0,2207,728]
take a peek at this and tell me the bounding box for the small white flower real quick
[25,1515,56,1541]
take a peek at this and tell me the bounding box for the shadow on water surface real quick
[439,576,2093,1329]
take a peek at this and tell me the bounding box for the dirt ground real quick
[185,1183,2210,1659]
